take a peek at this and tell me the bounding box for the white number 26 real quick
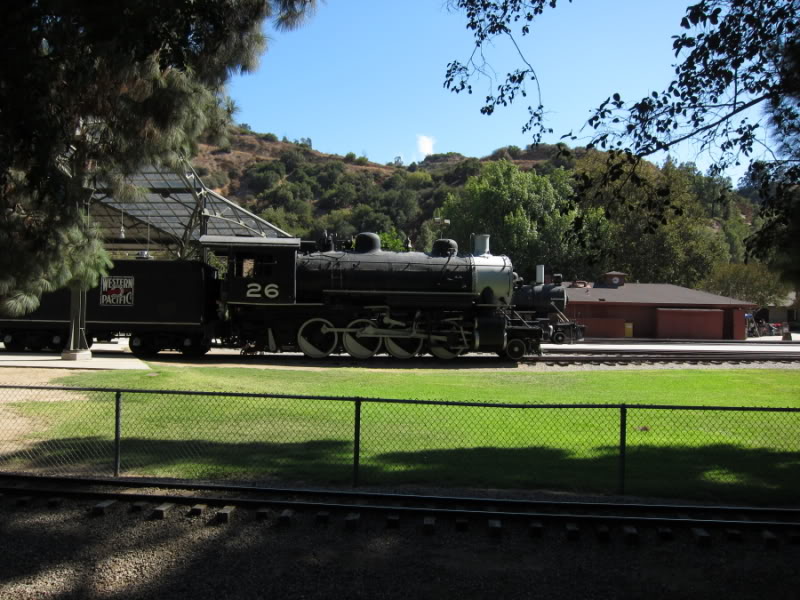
[246,283,280,299]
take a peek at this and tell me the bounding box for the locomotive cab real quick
[199,235,301,306]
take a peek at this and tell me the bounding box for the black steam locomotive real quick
[0,232,583,360]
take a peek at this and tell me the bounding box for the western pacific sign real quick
[100,276,134,306]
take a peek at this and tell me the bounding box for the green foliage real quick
[202,171,230,189]
[700,262,792,308]
[260,133,279,142]
[449,0,800,284]
[443,161,585,279]
[343,152,357,163]
[379,229,408,251]
[575,152,731,286]
[405,171,434,190]
[0,0,316,314]
[354,156,369,166]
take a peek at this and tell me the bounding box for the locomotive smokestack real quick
[472,234,490,256]
[536,265,545,285]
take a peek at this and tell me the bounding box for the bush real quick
[260,133,279,142]
[202,170,230,189]
[355,156,369,166]
[344,152,357,163]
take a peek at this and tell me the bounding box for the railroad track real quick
[2,475,798,546]
[525,351,800,365]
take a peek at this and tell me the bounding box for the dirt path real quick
[0,368,94,387]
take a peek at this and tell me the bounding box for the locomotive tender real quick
[0,232,581,360]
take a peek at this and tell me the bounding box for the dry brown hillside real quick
[191,131,396,197]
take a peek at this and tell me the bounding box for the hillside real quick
[188,127,758,284]
[189,127,578,249]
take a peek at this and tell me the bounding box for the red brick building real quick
[564,272,756,340]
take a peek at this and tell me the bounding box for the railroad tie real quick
[657,527,674,541]
[565,523,580,541]
[188,504,207,517]
[488,519,503,538]
[345,512,361,531]
[725,528,743,542]
[217,506,236,524]
[691,528,711,547]
[762,530,778,548]
[92,500,117,516]
[423,516,436,535]
[595,524,610,542]
[152,503,174,520]
[623,526,639,545]
[278,509,295,527]
[529,521,544,539]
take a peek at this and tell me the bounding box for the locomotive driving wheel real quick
[297,318,338,359]
[342,319,382,360]
[384,328,423,359]
[428,322,468,360]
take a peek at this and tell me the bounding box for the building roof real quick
[90,164,291,254]
[566,283,756,308]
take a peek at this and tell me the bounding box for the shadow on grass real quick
[1,437,798,504]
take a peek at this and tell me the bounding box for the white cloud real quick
[416,134,435,158]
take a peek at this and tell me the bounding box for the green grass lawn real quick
[49,365,800,407]
[2,366,799,504]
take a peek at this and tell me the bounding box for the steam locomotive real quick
[0,232,583,360]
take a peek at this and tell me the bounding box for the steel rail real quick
[3,475,799,520]
[2,483,798,532]
[525,353,800,364]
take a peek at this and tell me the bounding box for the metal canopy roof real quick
[90,163,292,255]
[199,235,301,248]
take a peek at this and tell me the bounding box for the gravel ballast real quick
[1,497,799,600]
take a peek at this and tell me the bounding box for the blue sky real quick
[229,0,747,179]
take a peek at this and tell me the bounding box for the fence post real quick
[114,391,122,477]
[353,400,362,488]
[618,405,627,495]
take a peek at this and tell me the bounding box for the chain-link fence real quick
[0,385,798,503]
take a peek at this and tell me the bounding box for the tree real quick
[575,151,730,286]
[700,262,792,308]
[442,160,597,280]
[447,0,800,284]
[0,1,316,316]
